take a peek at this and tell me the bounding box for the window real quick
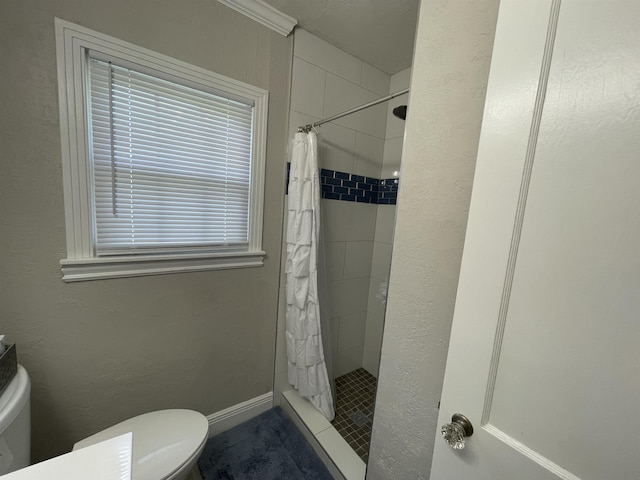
[55,19,268,282]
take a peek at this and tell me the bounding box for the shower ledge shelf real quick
[281,390,365,480]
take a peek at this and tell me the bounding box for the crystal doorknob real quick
[441,413,474,450]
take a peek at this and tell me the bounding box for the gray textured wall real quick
[367,1,500,478]
[0,0,292,461]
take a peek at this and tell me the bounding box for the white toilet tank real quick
[0,365,31,475]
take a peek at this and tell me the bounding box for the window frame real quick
[55,18,268,282]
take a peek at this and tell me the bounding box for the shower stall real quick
[275,28,411,471]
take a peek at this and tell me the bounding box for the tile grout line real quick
[293,55,390,98]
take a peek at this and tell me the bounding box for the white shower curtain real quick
[285,130,335,421]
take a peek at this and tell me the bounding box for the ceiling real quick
[261,0,419,75]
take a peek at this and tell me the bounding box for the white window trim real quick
[54,18,268,282]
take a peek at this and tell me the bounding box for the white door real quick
[431,1,640,479]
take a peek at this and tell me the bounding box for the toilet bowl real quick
[73,409,209,480]
[1,364,208,479]
[0,364,31,475]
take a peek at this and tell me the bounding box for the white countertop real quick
[2,433,132,480]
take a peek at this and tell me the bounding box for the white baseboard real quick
[206,391,274,437]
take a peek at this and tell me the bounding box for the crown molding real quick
[217,0,297,37]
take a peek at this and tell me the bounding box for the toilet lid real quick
[73,409,208,480]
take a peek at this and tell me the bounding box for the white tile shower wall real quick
[291,58,326,118]
[275,29,391,396]
[384,68,412,143]
[293,29,362,85]
[355,133,386,178]
[362,68,411,377]
[318,123,358,173]
[323,74,388,138]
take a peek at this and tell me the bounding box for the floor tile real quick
[330,368,377,461]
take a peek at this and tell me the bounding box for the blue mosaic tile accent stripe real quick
[286,163,398,205]
[377,177,399,204]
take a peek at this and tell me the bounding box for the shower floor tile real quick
[331,368,377,462]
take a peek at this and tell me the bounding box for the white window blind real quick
[89,58,254,255]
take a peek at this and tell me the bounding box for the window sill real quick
[60,251,265,282]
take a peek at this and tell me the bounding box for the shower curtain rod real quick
[297,88,409,133]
